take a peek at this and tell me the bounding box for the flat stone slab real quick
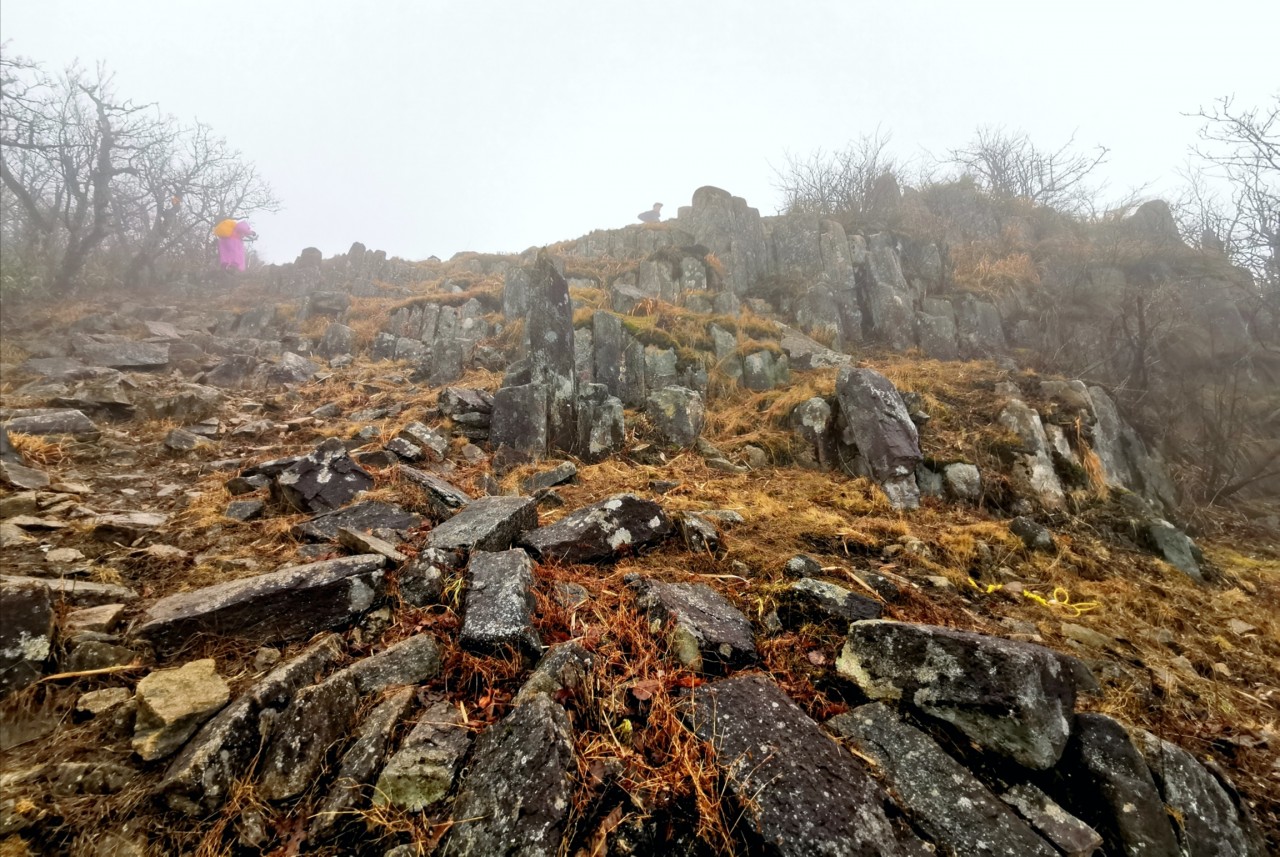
[132,555,386,655]
[374,700,471,812]
[460,550,541,658]
[0,574,138,606]
[426,495,537,553]
[132,659,231,761]
[836,620,1081,769]
[272,437,374,514]
[3,408,100,439]
[683,674,908,857]
[520,493,672,564]
[1001,783,1104,857]
[827,703,1058,857]
[441,695,575,857]
[397,465,472,520]
[292,500,421,542]
[632,579,756,673]
[160,635,343,814]
[338,634,441,694]
[74,339,170,369]
[312,686,416,839]
[90,512,168,543]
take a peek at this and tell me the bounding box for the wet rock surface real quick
[520,493,673,564]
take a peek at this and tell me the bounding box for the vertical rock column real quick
[526,250,577,454]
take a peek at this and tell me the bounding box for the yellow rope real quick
[966,579,1101,617]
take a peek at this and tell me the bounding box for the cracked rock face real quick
[836,620,1082,769]
[520,493,672,564]
[684,674,910,857]
[441,694,576,857]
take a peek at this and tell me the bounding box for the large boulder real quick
[645,386,705,446]
[520,493,673,564]
[836,620,1083,769]
[683,674,910,856]
[489,382,548,467]
[998,399,1066,508]
[525,251,578,453]
[1052,713,1181,857]
[257,672,360,801]
[132,555,387,655]
[835,367,922,509]
[441,695,576,857]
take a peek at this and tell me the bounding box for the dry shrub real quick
[949,244,1041,295]
[6,432,68,466]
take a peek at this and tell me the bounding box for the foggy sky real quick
[2,1,1276,264]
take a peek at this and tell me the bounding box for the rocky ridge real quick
[0,187,1276,855]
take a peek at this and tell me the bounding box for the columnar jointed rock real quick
[0,578,53,695]
[526,250,578,453]
[460,550,541,659]
[1052,713,1181,857]
[835,367,923,509]
[489,382,549,467]
[520,493,673,564]
[631,579,756,673]
[683,674,910,857]
[426,495,538,553]
[998,399,1066,509]
[374,699,472,812]
[132,555,387,655]
[836,620,1082,769]
[132,659,231,761]
[827,703,1059,857]
[272,437,375,513]
[441,694,576,857]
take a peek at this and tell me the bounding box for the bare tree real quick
[773,130,904,228]
[946,127,1108,213]
[0,49,278,295]
[1176,94,1278,296]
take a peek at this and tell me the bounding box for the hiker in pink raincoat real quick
[214,218,257,272]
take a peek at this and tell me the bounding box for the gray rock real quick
[3,408,100,439]
[64,603,126,634]
[224,499,265,521]
[441,694,576,857]
[375,699,472,812]
[397,422,448,460]
[258,671,360,801]
[427,495,537,553]
[76,687,133,719]
[784,554,824,578]
[836,620,1081,769]
[645,386,705,446]
[526,251,578,454]
[490,382,549,467]
[998,399,1066,508]
[460,550,541,659]
[0,574,137,606]
[137,384,223,423]
[163,428,203,452]
[835,367,922,508]
[73,339,169,369]
[1143,519,1202,582]
[520,493,673,564]
[398,549,457,607]
[513,642,593,706]
[338,527,406,563]
[575,383,625,462]
[272,437,374,514]
[398,465,473,519]
[521,461,578,493]
[66,640,137,672]
[160,634,344,814]
[1001,783,1104,857]
[1053,713,1181,857]
[742,348,790,391]
[293,500,421,542]
[132,659,231,761]
[776,323,852,370]
[781,578,882,626]
[1011,516,1055,552]
[632,579,756,673]
[311,686,416,840]
[133,555,387,655]
[790,396,839,469]
[257,351,319,388]
[0,577,53,695]
[1133,729,1267,857]
[339,634,441,694]
[316,322,356,359]
[438,386,494,416]
[90,511,167,543]
[861,233,916,350]
[828,702,1057,857]
[682,674,908,857]
[943,462,982,502]
[676,511,720,554]
[0,426,49,490]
